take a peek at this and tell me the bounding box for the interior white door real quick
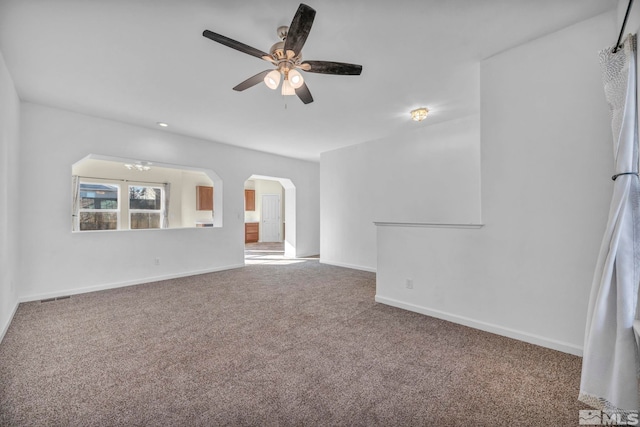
[261,194,281,242]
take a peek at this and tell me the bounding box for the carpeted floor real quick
[0,256,585,426]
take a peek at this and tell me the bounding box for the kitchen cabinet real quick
[245,189,255,211]
[196,186,213,211]
[245,222,259,243]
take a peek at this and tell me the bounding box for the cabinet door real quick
[196,186,213,211]
[245,189,256,211]
[245,223,259,243]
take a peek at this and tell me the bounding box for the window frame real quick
[128,184,165,230]
[77,181,121,231]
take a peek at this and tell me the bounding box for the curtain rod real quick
[614,0,635,53]
[76,175,168,186]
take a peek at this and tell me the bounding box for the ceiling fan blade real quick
[203,30,271,61]
[295,82,314,104]
[284,3,316,57]
[300,60,362,75]
[233,70,272,92]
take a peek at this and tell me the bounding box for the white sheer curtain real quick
[71,175,80,231]
[579,34,640,412]
[163,182,170,229]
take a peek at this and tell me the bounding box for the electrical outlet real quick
[154,258,160,265]
[406,278,413,289]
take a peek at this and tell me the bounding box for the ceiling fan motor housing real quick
[269,26,303,77]
[269,41,287,61]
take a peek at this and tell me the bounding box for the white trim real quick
[77,180,121,231]
[128,183,164,230]
[375,295,583,356]
[320,259,377,273]
[18,264,245,303]
[0,300,19,344]
[374,222,484,229]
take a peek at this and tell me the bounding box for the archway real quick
[244,174,296,258]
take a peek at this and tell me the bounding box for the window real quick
[74,181,165,231]
[78,183,120,230]
[129,186,163,229]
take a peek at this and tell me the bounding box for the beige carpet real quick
[0,258,584,426]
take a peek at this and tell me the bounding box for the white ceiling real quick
[0,0,618,161]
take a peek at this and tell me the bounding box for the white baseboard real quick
[0,299,19,344]
[19,264,245,303]
[320,259,377,273]
[375,295,583,357]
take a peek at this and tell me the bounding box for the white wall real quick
[17,103,319,300]
[0,50,20,342]
[180,170,215,227]
[375,12,615,355]
[320,115,482,272]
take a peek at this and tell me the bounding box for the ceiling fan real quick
[202,3,363,104]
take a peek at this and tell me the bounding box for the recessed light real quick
[157,122,169,127]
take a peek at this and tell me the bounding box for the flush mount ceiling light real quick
[410,108,429,122]
[124,162,152,172]
[157,122,169,127]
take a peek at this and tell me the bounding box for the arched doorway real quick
[243,174,296,258]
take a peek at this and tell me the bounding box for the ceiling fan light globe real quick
[288,69,304,89]
[281,79,296,96]
[264,70,281,90]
